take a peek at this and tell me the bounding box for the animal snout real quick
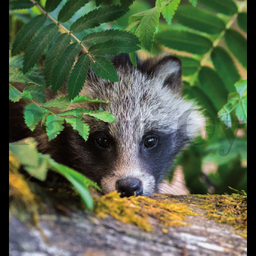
[115,178,143,197]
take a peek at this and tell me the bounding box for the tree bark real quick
[9,193,247,256]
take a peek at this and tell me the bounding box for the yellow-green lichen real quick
[93,191,201,233]
[191,191,247,238]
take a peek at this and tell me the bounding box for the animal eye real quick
[144,136,158,148]
[95,136,110,149]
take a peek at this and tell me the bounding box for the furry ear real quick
[143,55,182,94]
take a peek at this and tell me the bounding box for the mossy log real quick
[9,186,247,256]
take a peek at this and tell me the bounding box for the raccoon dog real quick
[9,53,204,197]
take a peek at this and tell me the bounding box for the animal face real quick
[52,54,204,196]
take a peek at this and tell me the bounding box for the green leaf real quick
[9,84,33,102]
[174,5,225,34]
[24,154,50,181]
[65,118,90,141]
[120,0,135,9]
[90,56,119,82]
[179,56,200,76]
[9,0,34,10]
[237,12,247,33]
[23,85,46,103]
[198,67,229,110]
[224,29,247,70]
[41,96,71,109]
[57,108,84,118]
[43,33,71,87]
[58,0,90,23]
[84,109,115,123]
[235,97,247,124]
[67,53,90,100]
[45,0,62,12]
[24,103,49,131]
[23,23,59,74]
[47,158,100,209]
[89,39,140,56]
[9,84,24,102]
[9,138,39,167]
[129,52,137,67]
[11,14,47,56]
[71,5,128,33]
[82,29,140,47]
[162,0,181,25]
[51,42,82,92]
[198,0,237,16]
[211,46,240,93]
[156,30,212,55]
[71,95,107,104]
[235,79,247,98]
[46,114,65,141]
[136,7,161,51]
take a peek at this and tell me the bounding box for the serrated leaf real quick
[89,40,140,56]
[82,29,140,47]
[45,0,62,12]
[162,0,181,25]
[58,0,90,23]
[51,42,82,92]
[71,95,107,104]
[46,114,65,141]
[24,103,50,131]
[235,79,247,98]
[9,138,39,167]
[23,23,59,74]
[9,84,33,102]
[198,67,229,110]
[44,33,71,87]
[9,84,23,102]
[224,29,247,70]
[237,12,247,33]
[136,7,161,52]
[57,108,84,118]
[70,5,128,33]
[11,14,47,56]
[157,30,212,55]
[24,85,46,103]
[211,46,240,93]
[41,96,71,109]
[84,109,115,123]
[24,154,50,181]
[65,118,90,141]
[67,53,89,100]
[174,5,225,34]
[120,0,135,9]
[198,0,237,16]
[9,0,34,10]
[90,56,119,82]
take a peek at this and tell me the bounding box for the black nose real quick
[116,178,143,197]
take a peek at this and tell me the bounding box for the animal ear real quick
[147,55,182,94]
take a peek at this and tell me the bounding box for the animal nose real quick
[116,178,143,197]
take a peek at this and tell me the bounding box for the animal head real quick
[50,54,204,197]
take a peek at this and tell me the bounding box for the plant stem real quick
[29,0,93,59]
[189,1,247,86]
